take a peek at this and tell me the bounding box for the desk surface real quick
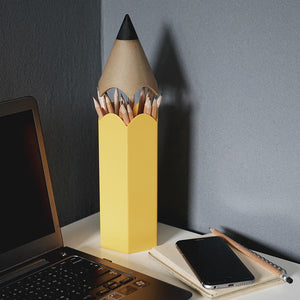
[61,213,299,300]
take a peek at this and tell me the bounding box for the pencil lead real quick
[120,95,126,106]
[117,14,138,40]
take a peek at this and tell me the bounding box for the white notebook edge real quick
[148,240,284,299]
[148,251,213,298]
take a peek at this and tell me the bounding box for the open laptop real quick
[0,97,192,300]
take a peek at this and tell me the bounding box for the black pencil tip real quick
[117,14,138,40]
[286,277,293,284]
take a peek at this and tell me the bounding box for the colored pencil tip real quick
[116,14,138,40]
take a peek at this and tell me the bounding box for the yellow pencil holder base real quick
[99,113,157,253]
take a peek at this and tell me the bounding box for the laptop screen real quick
[0,110,55,254]
[0,97,63,273]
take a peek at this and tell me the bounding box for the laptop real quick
[0,97,192,300]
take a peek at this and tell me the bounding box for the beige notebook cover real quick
[149,235,283,299]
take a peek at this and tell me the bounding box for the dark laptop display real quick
[0,97,192,300]
[0,110,55,255]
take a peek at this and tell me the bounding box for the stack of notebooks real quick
[149,234,284,299]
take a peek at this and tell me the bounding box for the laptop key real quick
[83,295,96,300]
[0,256,134,300]
[88,265,110,279]
[90,270,121,288]
[106,281,122,290]
[96,286,110,296]
[119,276,134,284]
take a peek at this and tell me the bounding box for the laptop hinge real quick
[0,258,49,285]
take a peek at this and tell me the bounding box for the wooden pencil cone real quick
[98,14,158,99]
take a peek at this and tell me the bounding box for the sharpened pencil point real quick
[93,97,104,119]
[286,277,293,284]
[117,14,138,40]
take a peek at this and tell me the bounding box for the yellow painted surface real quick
[99,113,157,253]
[132,103,138,117]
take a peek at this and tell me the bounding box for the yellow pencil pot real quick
[98,112,157,253]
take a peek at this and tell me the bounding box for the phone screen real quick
[176,236,254,289]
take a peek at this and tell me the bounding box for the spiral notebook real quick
[149,234,284,299]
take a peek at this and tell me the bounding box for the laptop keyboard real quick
[0,256,135,299]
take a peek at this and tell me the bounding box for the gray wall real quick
[102,0,300,262]
[0,0,101,226]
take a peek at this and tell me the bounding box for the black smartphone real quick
[176,236,255,289]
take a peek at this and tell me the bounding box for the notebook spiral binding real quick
[249,249,286,274]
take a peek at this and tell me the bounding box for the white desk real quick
[62,213,299,300]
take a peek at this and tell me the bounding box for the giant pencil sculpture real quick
[97,15,159,253]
